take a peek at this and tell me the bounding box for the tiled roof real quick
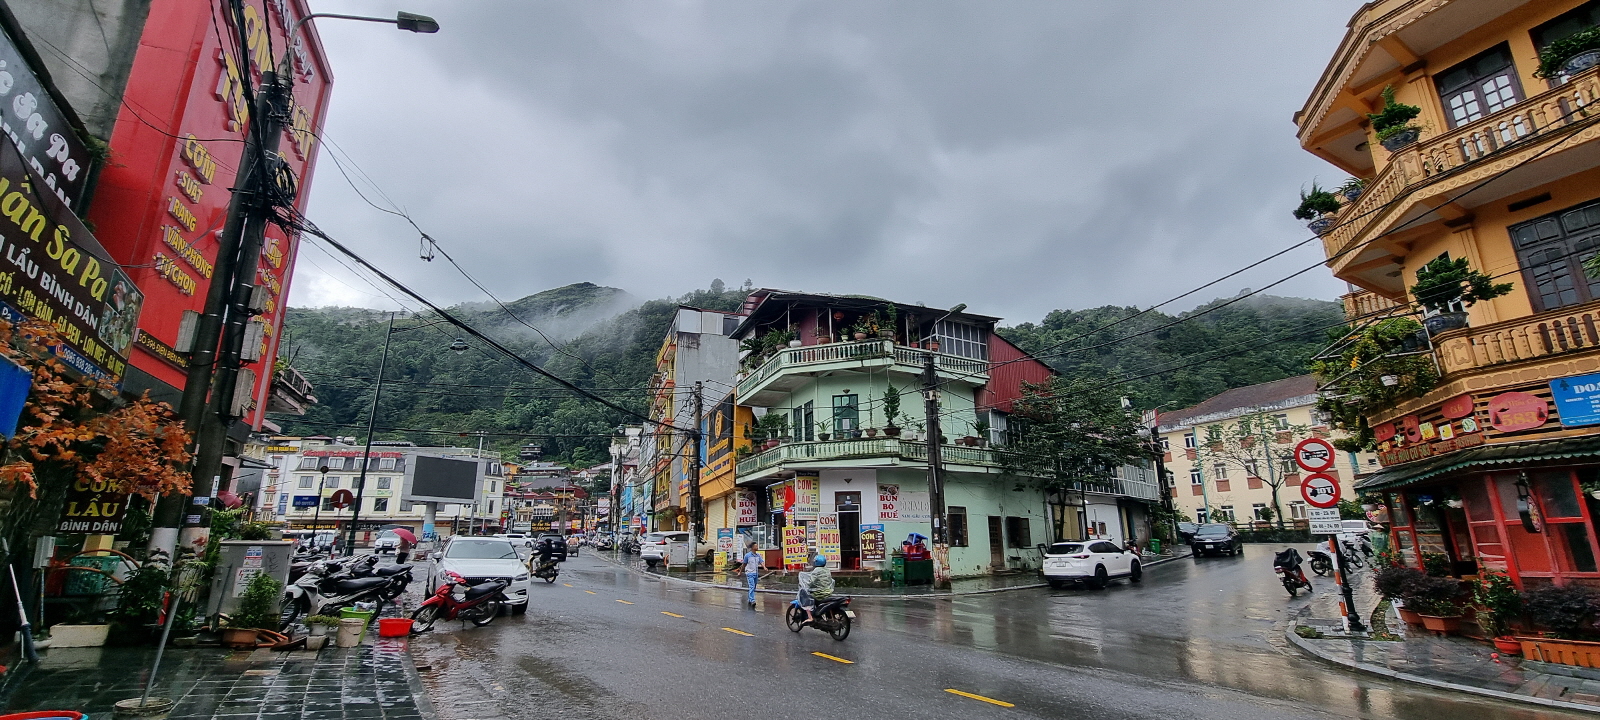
[1158,375,1319,431]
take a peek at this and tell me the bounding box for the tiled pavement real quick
[0,638,432,720]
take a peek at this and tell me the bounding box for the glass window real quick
[1252,503,1270,521]
[377,477,392,490]
[1159,437,1170,451]
[1183,433,1196,449]
[1534,1,1600,53]
[1511,200,1600,312]
[1004,517,1031,548]
[298,475,314,489]
[1273,414,1290,430]
[1212,463,1228,479]
[1536,470,1585,518]
[949,506,969,547]
[379,457,397,470]
[1217,506,1235,522]
[298,457,318,470]
[933,320,988,360]
[1189,469,1202,484]
[1389,493,1412,526]
[1558,523,1599,573]
[793,401,815,442]
[401,500,414,512]
[321,497,335,511]
[373,497,389,512]
[832,394,859,435]
[1461,477,1496,522]
[1244,460,1259,478]
[325,477,340,489]
[1290,501,1307,519]
[1436,44,1522,128]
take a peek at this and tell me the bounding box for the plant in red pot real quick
[1473,571,1524,654]
[1406,575,1466,635]
[1373,565,1427,625]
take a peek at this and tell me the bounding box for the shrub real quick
[230,571,284,630]
[1473,572,1523,639]
[1366,86,1422,140]
[1536,26,1600,78]
[1409,255,1514,314]
[1293,183,1343,220]
[1373,565,1426,600]
[1524,584,1600,639]
[1421,552,1453,577]
[1401,574,1463,616]
[305,615,343,627]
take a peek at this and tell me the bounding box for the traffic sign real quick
[1301,473,1341,509]
[330,489,355,509]
[1294,437,1336,473]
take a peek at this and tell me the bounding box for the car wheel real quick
[645,559,657,568]
[1129,561,1142,583]
[1089,566,1108,590]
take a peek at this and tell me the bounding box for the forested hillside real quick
[272,285,1342,465]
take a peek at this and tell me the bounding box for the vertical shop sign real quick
[877,483,899,521]
[859,524,886,561]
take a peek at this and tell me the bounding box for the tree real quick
[1002,378,1153,492]
[1197,410,1308,529]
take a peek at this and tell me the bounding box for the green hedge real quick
[1236,528,1313,544]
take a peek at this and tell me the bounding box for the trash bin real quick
[1148,538,1162,555]
[336,618,364,648]
[890,554,905,586]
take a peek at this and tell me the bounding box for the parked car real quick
[1175,522,1199,544]
[1190,524,1243,557]
[1041,540,1143,589]
[638,531,714,568]
[535,533,574,557]
[426,536,530,614]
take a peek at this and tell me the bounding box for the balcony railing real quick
[1434,298,1600,376]
[1340,290,1408,320]
[1323,65,1600,261]
[735,339,989,399]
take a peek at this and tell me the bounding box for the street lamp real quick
[291,11,440,44]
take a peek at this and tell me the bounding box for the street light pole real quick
[345,313,395,552]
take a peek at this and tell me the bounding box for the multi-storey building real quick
[1157,376,1377,526]
[1298,1,1600,586]
[716,290,1161,578]
[641,306,741,533]
[253,438,506,544]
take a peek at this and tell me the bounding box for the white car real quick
[1041,540,1143,589]
[373,532,400,554]
[639,531,714,567]
[427,536,530,614]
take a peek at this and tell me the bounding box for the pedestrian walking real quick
[741,542,763,607]
[396,534,412,564]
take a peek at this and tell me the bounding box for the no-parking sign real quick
[1300,473,1341,509]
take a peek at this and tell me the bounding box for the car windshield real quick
[1195,524,1232,537]
[1047,543,1084,555]
[445,539,519,560]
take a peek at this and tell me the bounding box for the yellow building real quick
[1298,0,1600,587]
[699,391,756,550]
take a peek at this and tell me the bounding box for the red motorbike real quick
[411,571,509,632]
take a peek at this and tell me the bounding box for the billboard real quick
[404,454,484,504]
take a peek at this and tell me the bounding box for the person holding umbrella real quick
[391,528,418,564]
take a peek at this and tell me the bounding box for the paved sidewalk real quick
[0,638,433,720]
[594,549,1191,598]
[1286,575,1600,714]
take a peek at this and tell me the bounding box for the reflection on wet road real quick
[408,549,1581,720]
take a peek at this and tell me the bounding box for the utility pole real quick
[921,352,950,588]
[310,465,329,545]
[344,313,394,553]
[689,382,704,545]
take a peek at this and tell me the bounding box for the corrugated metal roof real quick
[1355,435,1600,491]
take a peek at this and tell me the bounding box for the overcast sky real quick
[293,1,1365,323]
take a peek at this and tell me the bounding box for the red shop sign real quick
[1441,394,1475,420]
[1487,392,1548,432]
[1373,422,1397,443]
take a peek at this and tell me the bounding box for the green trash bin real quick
[891,555,905,586]
[1148,538,1162,555]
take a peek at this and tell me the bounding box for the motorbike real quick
[1273,549,1313,598]
[281,561,394,626]
[532,558,560,583]
[620,536,640,555]
[1341,537,1372,568]
[411,570,509,632]
[1307,549,1334,577]
[786,596,853,641]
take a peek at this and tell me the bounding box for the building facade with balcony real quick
[719,290,1160,578]
[1299,0,1600,587]
[1157,377,1377,528]
[641,306,742,533]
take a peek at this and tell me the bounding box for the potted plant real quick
[1582,475,1600,500]
[813,326,831,345]
[973,419,991,448]
[1338,177,1367,202]
[1373,565,1428,625]
[223,571,284,648]
[1521,584,1600,665]
[1367,86,1424,151]
[1410,255,1514,335]
[1292,182,1343,235]
[864,427,879,438]
[815,420,832,442]
[1405,575,1465,634]
[1473,572,1524,654]
[925,339,941,352]
[306,615,342,637]
[1536,26,1600,82]
[882,384,903,437]
[852,321,870,341]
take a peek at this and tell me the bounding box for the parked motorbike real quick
[1341,537,1372,568]
[620,536,640,555]
[785,596,853,641]
[281,561,393,625]
[411,570,509,632]
[1307,549,1334,577]
[1273,548,1313,598]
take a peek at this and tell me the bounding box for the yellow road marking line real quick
[661,611,684,618]
[945,689,1014,708]
[721,627,753,636]
[584,590,596,595]
[811,652,853,664]
[562,583,573,587]
[616,600,634,605]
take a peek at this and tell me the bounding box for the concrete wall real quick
[7,0,150,141]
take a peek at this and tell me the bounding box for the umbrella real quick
[390,528,417,544]
[217,491,242,509]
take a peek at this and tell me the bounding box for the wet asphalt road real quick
[405,548,1582,720]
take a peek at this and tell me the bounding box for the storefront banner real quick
[818,518,841,567]
[877,483,899,520]
[736,489,758,524]
[56,477,127,533]
[716,527,735,556]
[1487,391,1548,432]
[860,524,886,561]
[899,489,931,522]
[782,525,808,566]
[1552,373,1600,427]
[794,473,820,521]
[0,23,92,207]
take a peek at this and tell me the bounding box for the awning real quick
[1356,435,1600,492]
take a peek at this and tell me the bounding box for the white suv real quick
[639,531,714,567]
[1042,540,1143,589]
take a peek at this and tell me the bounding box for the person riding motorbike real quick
[796,555,834,624]
[535,537,561,576]
[1274,548,1309,586]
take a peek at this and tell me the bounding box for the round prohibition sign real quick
[1294,437,1336,473]
[330,489,355,509]
[1300,473,1341,509]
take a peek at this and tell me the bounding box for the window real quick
[375,477,391,490]
[793,401,815,442]
[832,394,859,435]
[1183,433,1196,449]
[933,320,988,360]
[325,477,340,489]
[379,457,397,470]
[1159,437,1170,451]
[1216,505,1235,522]
[1290,501,1308,520]
[1189,468,1202,485]
[1535,2,1600,55]
[949,506,969,547]
[1272,414,1290,430]
[1511,199,1600,311]
[1436,44,1522,129]
[1252,503,1270,521]
[321,497,336,511]
[373,498,389,512]
[1244,460,1259,478]
[1004,517,1031,548]
[298,457,318,470]
[1212,463,1228,479]
[298,475,314,489]
[401,500,414,512]
[1196,508,1209,523]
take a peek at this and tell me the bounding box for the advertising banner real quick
[1553,373,1600,427]
[794,473,820,521]
[717,527,735,555]
[860,524,887,561]
[0,23,92,207]
[818,517,841,567]
[877,483,899,521]
[782,525,808,566]
[899,489,931,522]
[737,489,758,524]
[55,477,128,533]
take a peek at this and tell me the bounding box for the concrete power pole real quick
[689,382,704,545]
[921,352,950,588]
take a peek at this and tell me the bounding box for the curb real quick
[394,639,442,720]
[592,550,1192,601]
[1282,622,1600,715]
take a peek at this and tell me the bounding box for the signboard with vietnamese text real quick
[794,473,820,521]
[1308,507,1341,535]
[1552,373,1600,427]
[0,22,92,208]
[860,524,886,561]
[877,483,899,521]
[818,517,841,567]
[782,525,808,567]
[1487,391,1548,432]
[55,477,128,533]
[736,489,758,525]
